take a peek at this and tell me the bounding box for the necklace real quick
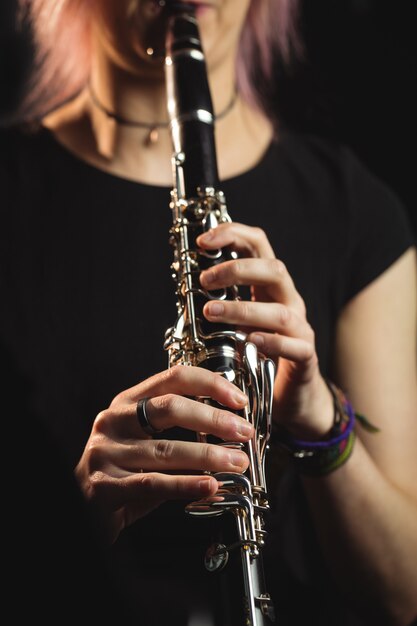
[88,84,238,146]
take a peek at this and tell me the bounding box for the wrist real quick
[276,380,357,477]
[279,375,334,441]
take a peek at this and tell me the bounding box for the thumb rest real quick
[163,4,276,624]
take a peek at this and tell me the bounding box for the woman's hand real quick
[75,365,252,543]
[197,223,334,440]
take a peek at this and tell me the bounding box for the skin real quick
[44,1,417,623]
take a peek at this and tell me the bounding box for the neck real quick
[43,32,274,186]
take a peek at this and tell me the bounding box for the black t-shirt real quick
[1,345,137,626]
[0,126,414,625]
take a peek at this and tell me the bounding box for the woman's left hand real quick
[198,222,333,440]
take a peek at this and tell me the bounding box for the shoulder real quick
[266,130,407,228]
[277,130,396,204]
[0,123,91,213]
[0,124,48,187]
[274,131,415,301]
[0,123,44,156]
[0,125,22,177]
[0,125,62,252]
[269,129,414,246]
[277,129,414,233]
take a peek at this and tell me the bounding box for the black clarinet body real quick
[163,5,276,625]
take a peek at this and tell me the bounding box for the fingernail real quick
[236,421,254,437]
[233,390,248,405]
[198,477,215,493]
[207,302,224,316]
[201,270,214,284]
[251,333,264,347]
[199,229,214,241]
[230,451,247,467]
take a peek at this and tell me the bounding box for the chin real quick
[126,0,173,62]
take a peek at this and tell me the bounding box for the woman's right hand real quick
[74,365,252,543]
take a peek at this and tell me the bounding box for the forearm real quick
[301,435,417,625]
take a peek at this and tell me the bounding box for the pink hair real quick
[17,0,301,121]
[237,0,302,113]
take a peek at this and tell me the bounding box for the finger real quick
[110,438,250,474]
[200,257,300,307]
[203,300,310,339]
[103,395,254,440]
[248,332,315,363]
[197,223,275,259]
[90,470,219,510]
[143,395,254,440]
[113,365,248,409]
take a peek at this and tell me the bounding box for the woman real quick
[1,0,416,624]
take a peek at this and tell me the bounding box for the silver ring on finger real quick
[136,397,163,436]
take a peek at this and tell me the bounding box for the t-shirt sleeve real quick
[340,146,415,304]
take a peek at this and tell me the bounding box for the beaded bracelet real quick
[277,381,379,477]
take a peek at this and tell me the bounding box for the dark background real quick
[0,3,415,620]
[277,0,416,236]
[0,0,415,234]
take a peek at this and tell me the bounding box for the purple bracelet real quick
[274,381,380,477]
[275,387,357,476]
[284,399,355,451]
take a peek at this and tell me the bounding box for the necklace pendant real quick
[146,127,159,145]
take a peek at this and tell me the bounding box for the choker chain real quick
[88,84,238,146]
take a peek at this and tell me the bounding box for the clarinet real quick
[163,4,276,624]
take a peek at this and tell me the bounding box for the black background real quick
[0,0,415,235]
[1,3,415,622]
